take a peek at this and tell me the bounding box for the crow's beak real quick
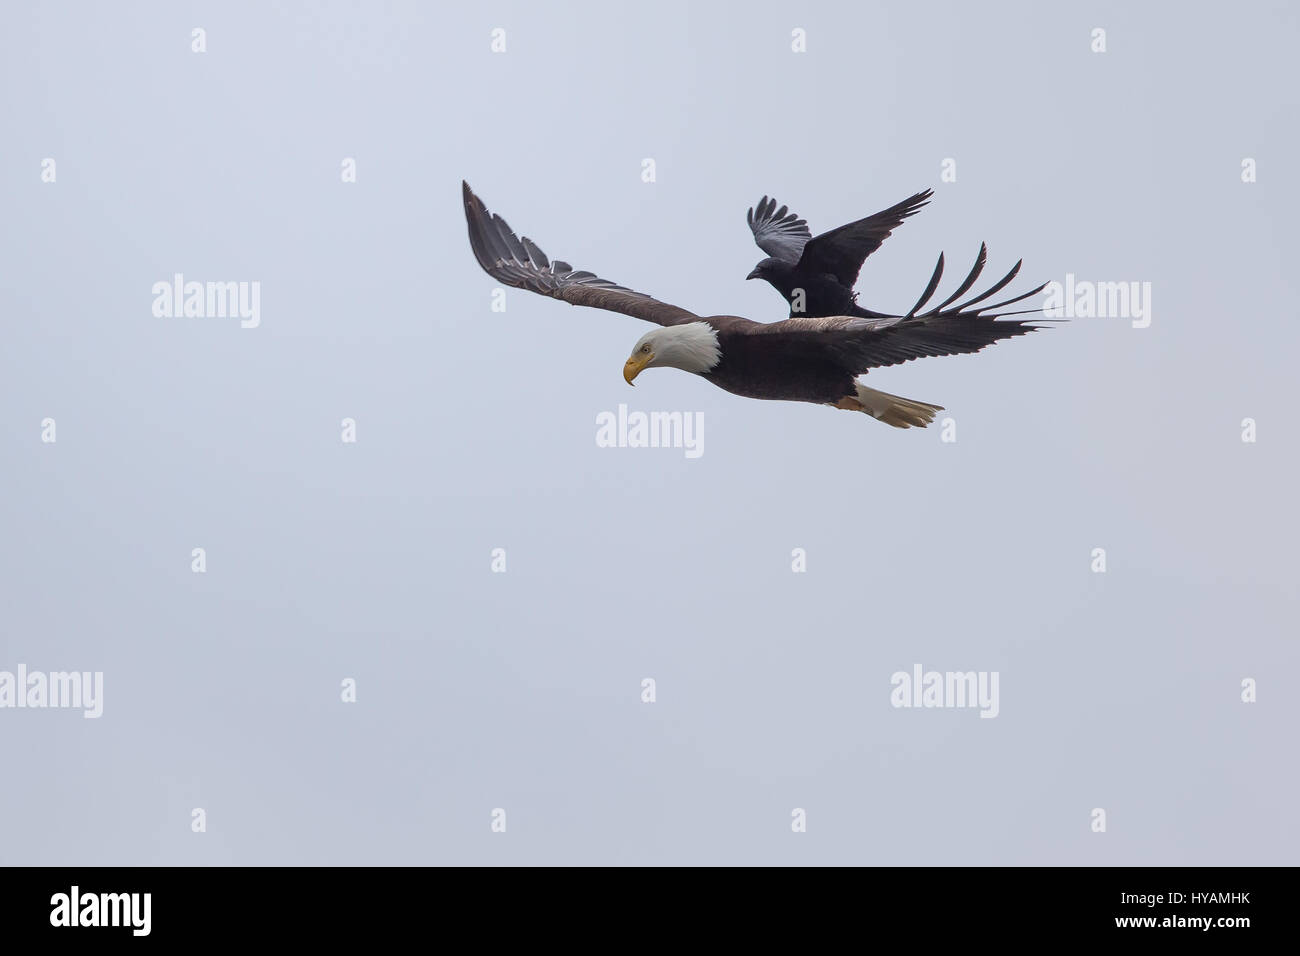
[745,268,760,280]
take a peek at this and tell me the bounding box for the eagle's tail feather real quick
[853,384,944,429]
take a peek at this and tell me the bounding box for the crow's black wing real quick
[795,189,933,288]
[746,196,812,263]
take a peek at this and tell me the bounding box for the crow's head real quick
[746,257,793,283]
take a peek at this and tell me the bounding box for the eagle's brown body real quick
[700,317,857,404]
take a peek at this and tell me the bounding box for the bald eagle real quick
[463,182,1049,428]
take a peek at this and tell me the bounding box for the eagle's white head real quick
[623,322,721,384]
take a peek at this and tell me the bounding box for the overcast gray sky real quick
[1,0,1296,865]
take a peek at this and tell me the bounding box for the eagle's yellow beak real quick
[623,352,653,385]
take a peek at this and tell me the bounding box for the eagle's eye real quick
[641,344,652,353]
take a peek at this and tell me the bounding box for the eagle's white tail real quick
[852,384,944,428]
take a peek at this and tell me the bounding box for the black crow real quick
[745,190,1039,333]
[746,191,933,318]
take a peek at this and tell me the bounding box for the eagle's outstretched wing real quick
[749,245,1050,371]
[464,182,700,327]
